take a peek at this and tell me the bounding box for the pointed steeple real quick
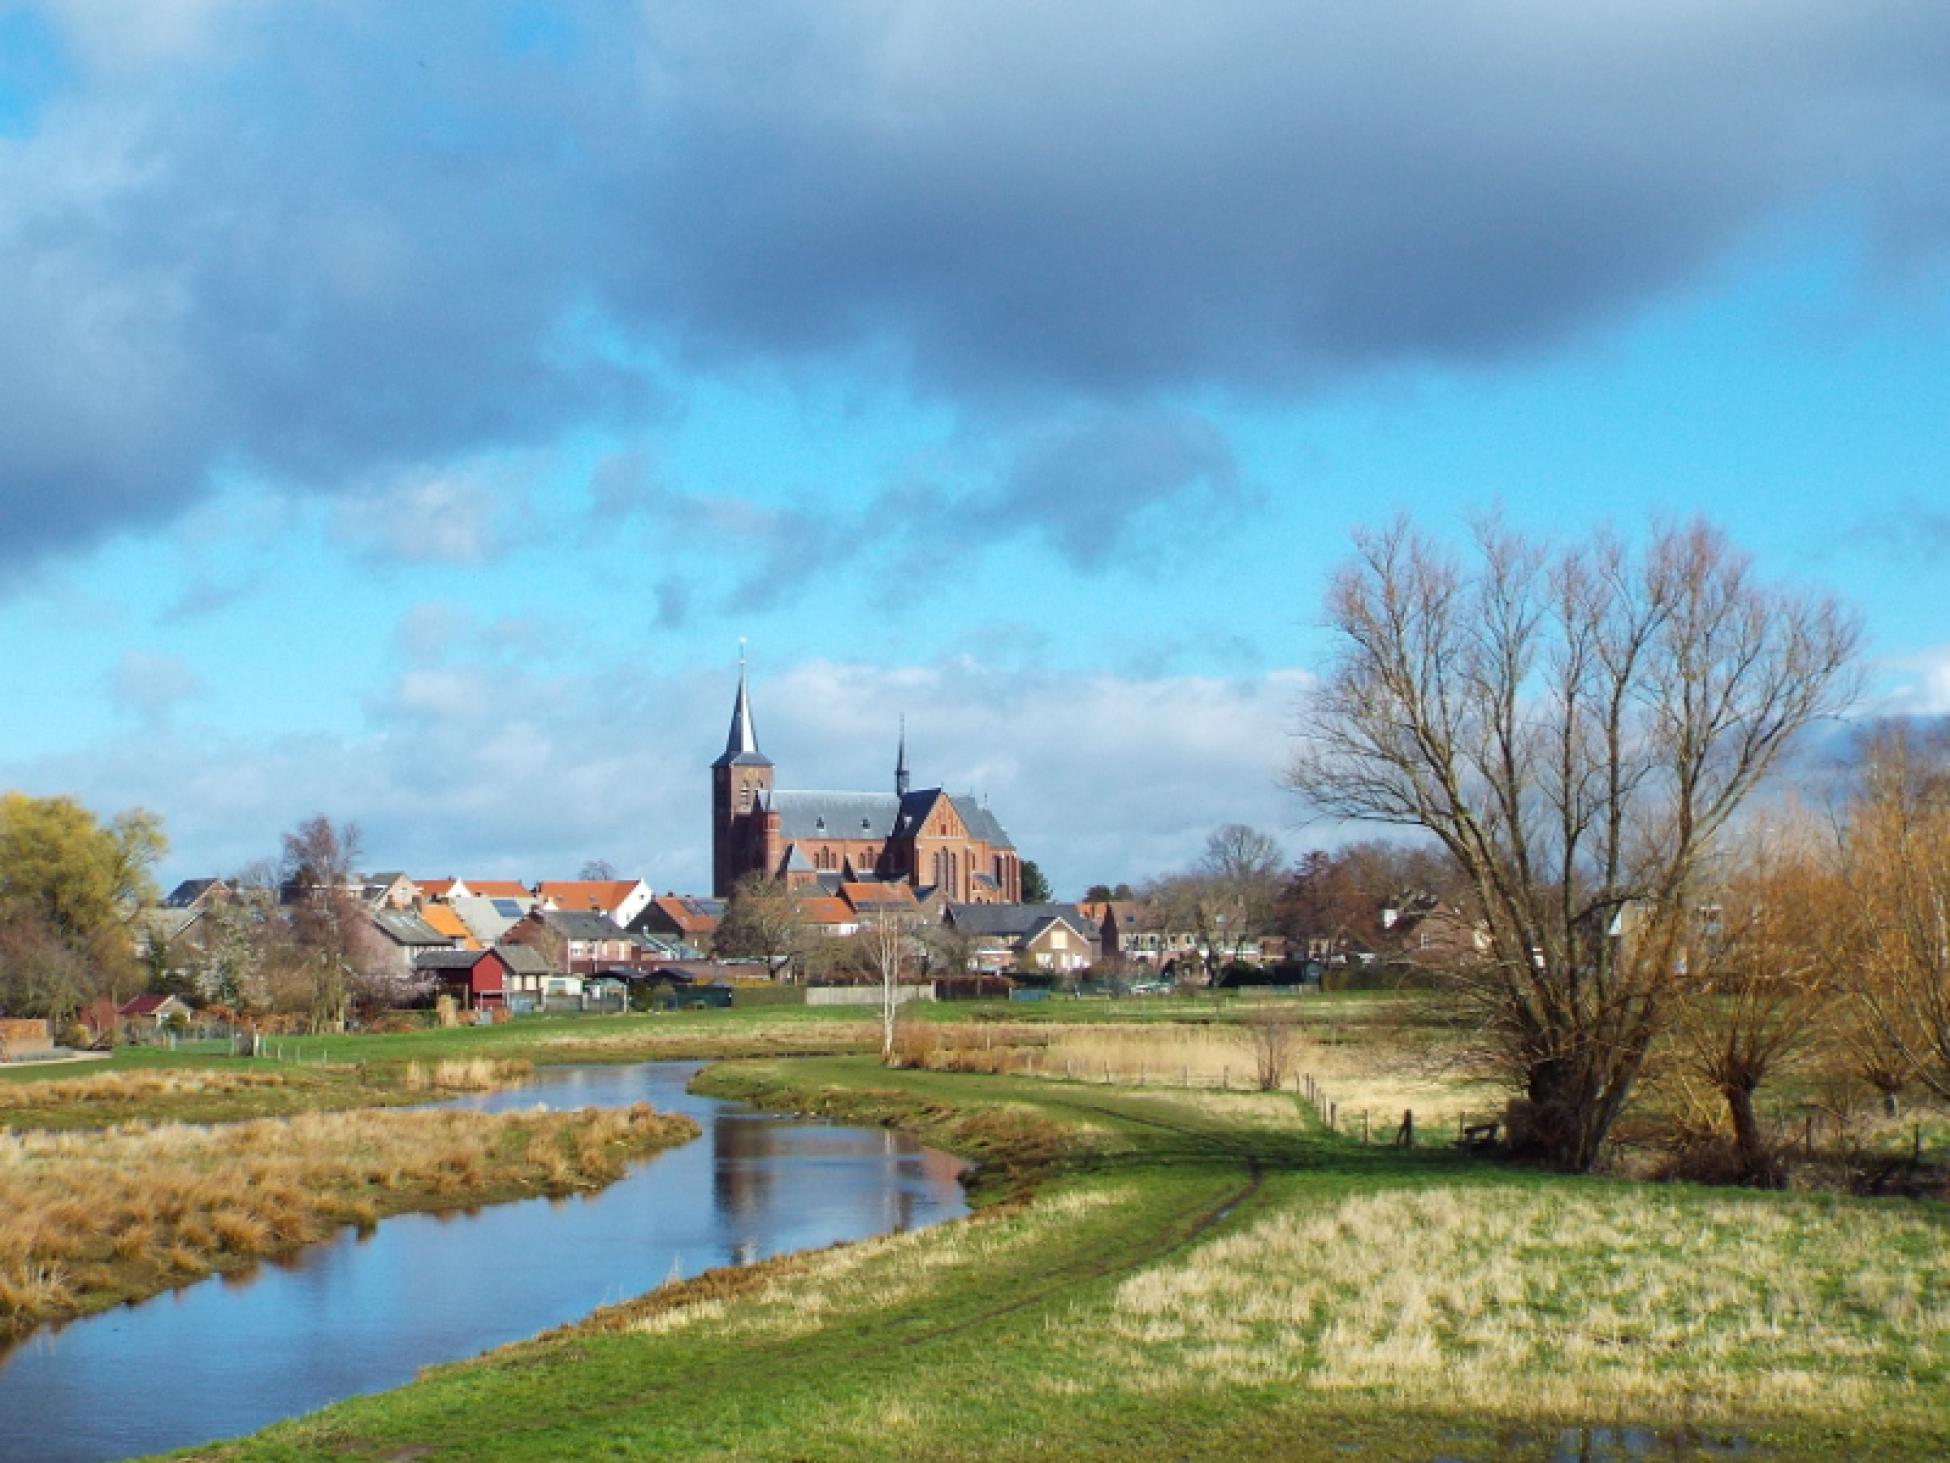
[712,645,773,769]
[895,716,910,797]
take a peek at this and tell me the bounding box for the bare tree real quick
[579,859,618,881]
[920,918,979,981]
[1196,824,1287,965]
[1244,1005,1303,1092]
[279,815,369,1033]
[1288,517,1858,1170]
[1668,820,1838,1184]
[1837,729,1950,1102]
[858,902,917,1065]
[714,873,807,981]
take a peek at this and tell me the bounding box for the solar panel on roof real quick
[492,898,524,917]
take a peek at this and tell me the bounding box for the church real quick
[711,664,1023,904]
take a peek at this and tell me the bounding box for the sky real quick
[1,1,1947,897]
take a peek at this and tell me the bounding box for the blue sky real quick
[1,2,1946,896]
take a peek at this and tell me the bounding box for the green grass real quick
[173,1057,1950,1462]
[0,1008,878,1127]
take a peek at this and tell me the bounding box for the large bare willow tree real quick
[1288,517,1857,1170]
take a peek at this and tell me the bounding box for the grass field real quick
[176,1055,1950,1463]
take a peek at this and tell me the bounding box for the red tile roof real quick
[467,880,533,901]
[795,896,857,926]
[649,895,718,934]
[537,880,639,912]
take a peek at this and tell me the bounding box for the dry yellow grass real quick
[0,1067,298,1110]
[919,1018,1501,1132]
[0,1101,696,1332]
[398,1056,535,1092]
[1100,1183,1950,1425]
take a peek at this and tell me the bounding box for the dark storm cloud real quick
[5,2,1950,568]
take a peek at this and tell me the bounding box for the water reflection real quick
[1432,1426,1757,1461]
[0,1061,969,1463]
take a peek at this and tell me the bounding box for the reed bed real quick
[912,1019,1500,1132]
[398,1057,535,1092]
[0,1067,298,1110]
[1103,1183,1950,1425]
[0,1101,696,1331]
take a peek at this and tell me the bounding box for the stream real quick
[0,1061,970,1463]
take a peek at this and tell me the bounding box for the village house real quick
[162,877,230,910]
[445,893,538,947]
[795,895,860,939]
[631,893,723,949]
[118,992,195,1039]
[462,879,536,903]
[536,879,654,929]
[498,942,555,1013]
[416,903,479,950]
[505,909,637,976]
[415,948,508,1012]
[944,903,1099,974]
[368,910,461,990]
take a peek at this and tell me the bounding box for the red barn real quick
[415,949,509,1010]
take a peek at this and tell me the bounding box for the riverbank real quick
[0,1101,697,1332]
[175,1056,1950,1462]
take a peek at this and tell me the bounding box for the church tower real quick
[711,655,775,897]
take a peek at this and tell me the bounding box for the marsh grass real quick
[0,1101,696,1332]
[1104,1182,1950,1425]
[398,1057,535,1092]
[0,1061,424,1133]
[918,1018,1500,1136]
[0,1067,298,1110]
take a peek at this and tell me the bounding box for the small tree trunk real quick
[1724,1082,1782,1187]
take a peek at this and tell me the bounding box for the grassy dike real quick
[171,1057,1950,1462]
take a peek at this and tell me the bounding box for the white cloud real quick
[1883,644,1950,717]
[41,0,268,71]
[107,650,205,725]
[5,654,1316,897]
[331,462,522,566]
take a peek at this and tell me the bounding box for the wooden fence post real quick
[1396,1109,1415,1148]
[1362,1110,1370,1144]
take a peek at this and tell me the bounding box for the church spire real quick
[895,716,910,797]
[713,643,772,768]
